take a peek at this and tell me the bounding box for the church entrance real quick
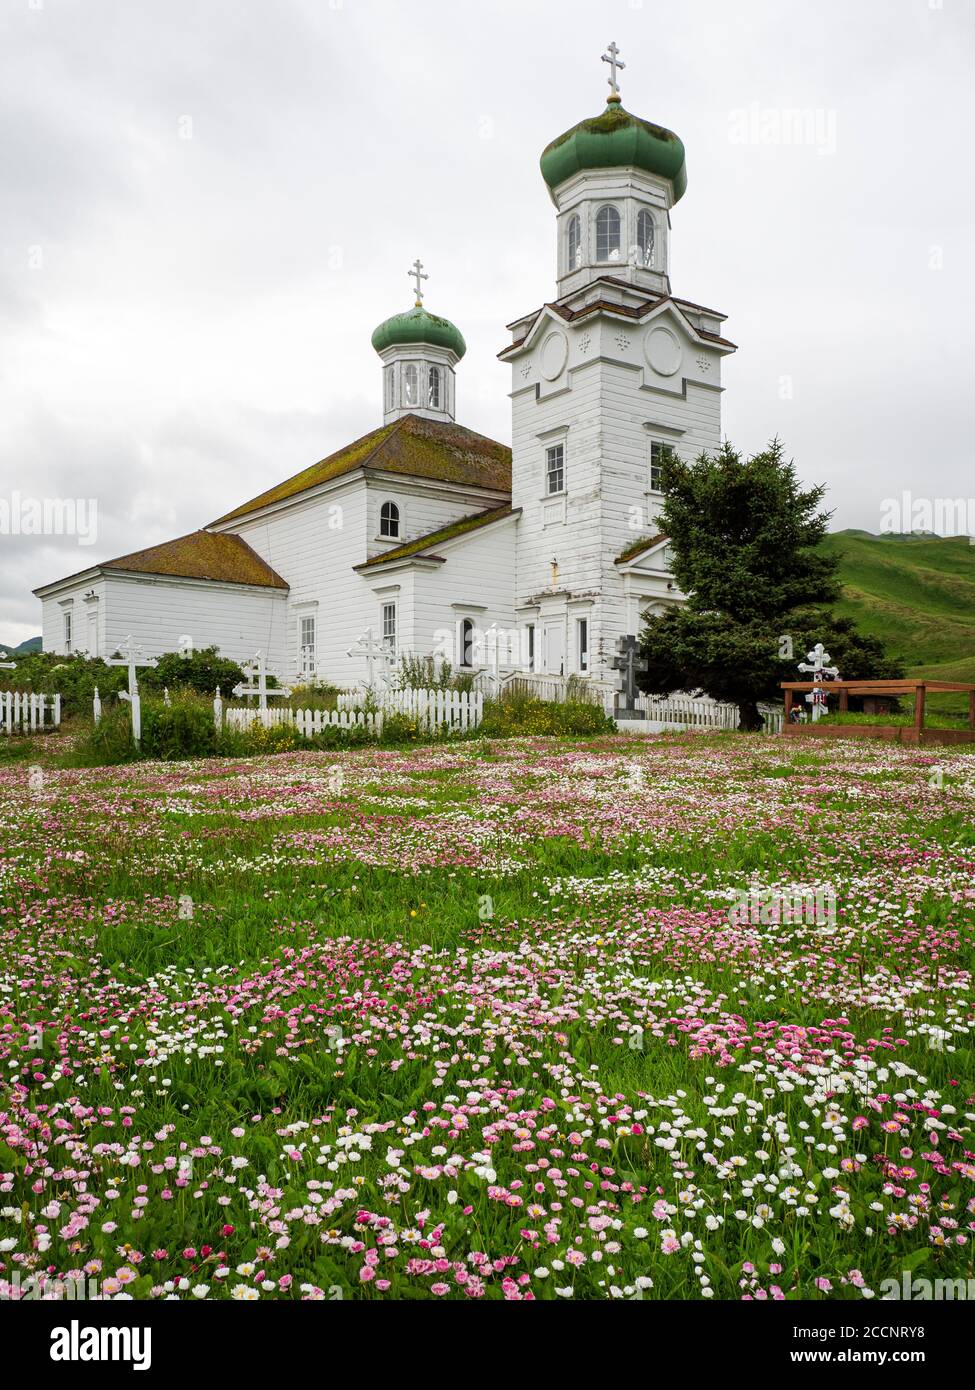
[542,622,564,676]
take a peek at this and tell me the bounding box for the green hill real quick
[821,531,975,687]
[0,636,42,657]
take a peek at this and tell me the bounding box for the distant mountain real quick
[0,636,42,656]
[822,531,975,685]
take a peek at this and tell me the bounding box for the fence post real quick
[213,686,223,732]
[93,687,102,724]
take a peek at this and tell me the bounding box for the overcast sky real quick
[1,0,973,644]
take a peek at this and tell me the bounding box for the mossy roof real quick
[615,532,668,565]
[355,504,519,570]
[101,530,289,588]
[211,414,511,526]
[540,101,687,200]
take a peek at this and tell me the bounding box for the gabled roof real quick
[211,414,512,526]
[500,291,736,358]
[615,532,668,565]
[355,504,520,571]
[34,530,289,596]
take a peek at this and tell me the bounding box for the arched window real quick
[380,500,400,538]
[403,363,418,406]
[567,214,582,270]
[637,210,655,269]
[460,617,475,668]
[595,205,621,262]
[428,364,441,409]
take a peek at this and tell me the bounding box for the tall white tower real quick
[500,45,737,683]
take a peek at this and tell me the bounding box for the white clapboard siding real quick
[0,691,61,735]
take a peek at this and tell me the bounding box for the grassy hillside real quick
[821,531,975,697]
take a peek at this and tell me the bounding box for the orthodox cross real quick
[346,627,393,693]
[602,41,625,96]
[106,635,158,744]
[797,642,839,722]
[232,649,291,713]
[0,651,16,672]
[612,634,648,719]
[409,258,428,306]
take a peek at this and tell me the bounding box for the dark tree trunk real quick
[738,700,763,732]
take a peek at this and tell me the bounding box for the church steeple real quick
[371,261,466,425]
[539,44,687,300]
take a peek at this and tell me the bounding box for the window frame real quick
[649,440,673,494]
[459,616,476,669]
[595,204,622,263]
[576,617,589,673]
[637,209,655,269]
[299,615,316,678]
[427,364,441,410]
[566,213,582,270]
[403,363,419,407]
[379,499,401,539]
[63,610,72,653]
[545,442,565,496]
[381,601,397,656]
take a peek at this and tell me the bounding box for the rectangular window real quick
[63,611,72,653]
[546,443,565,495]
[649,441,669,493]
[526,623,535,672]
[299,616,316,678]
[577,618,588,672]
[382,602,397,655]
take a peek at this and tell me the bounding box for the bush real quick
[479,692,615,738]
[139,646,245,698]
[0,651,128,718]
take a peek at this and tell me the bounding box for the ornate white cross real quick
[346,627,393,693]
[602,41,625,95]
[797,642,839,722]
[232,649,291,713]
[106,635,158,744]
[0,651,16,672]
[409,258,428,305]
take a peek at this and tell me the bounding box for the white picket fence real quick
[223,706,384,736]
[0,691,61,735]
[337,687,483,732]
[625,694,783,734]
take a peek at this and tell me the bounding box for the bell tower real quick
[501,44,737,684]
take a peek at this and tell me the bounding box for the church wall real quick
[408,519,519,668]
[364,479,507,563]
[98,573,288,669]
[226,479,371,686]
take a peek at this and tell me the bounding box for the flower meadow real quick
[1,732,973,1302]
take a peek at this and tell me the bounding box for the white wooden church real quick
[35,46,736,690]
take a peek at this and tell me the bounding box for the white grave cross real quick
[346,627,394,694]
[0,651,16,672]
[797,642,839,722]
[232,649,291,714]
[106,636,158,745]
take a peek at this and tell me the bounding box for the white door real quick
[86,610,98,657]
[543,623,564,676]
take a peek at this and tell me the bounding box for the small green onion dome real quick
[540,94,687,202]
[371,305,467,360]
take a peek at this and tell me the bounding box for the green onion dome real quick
[540,94,687,202]
[371,305,467,360]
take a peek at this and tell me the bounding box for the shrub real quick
[0,651,128,718]
[479,692,614,738]
[139,646,245,698]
